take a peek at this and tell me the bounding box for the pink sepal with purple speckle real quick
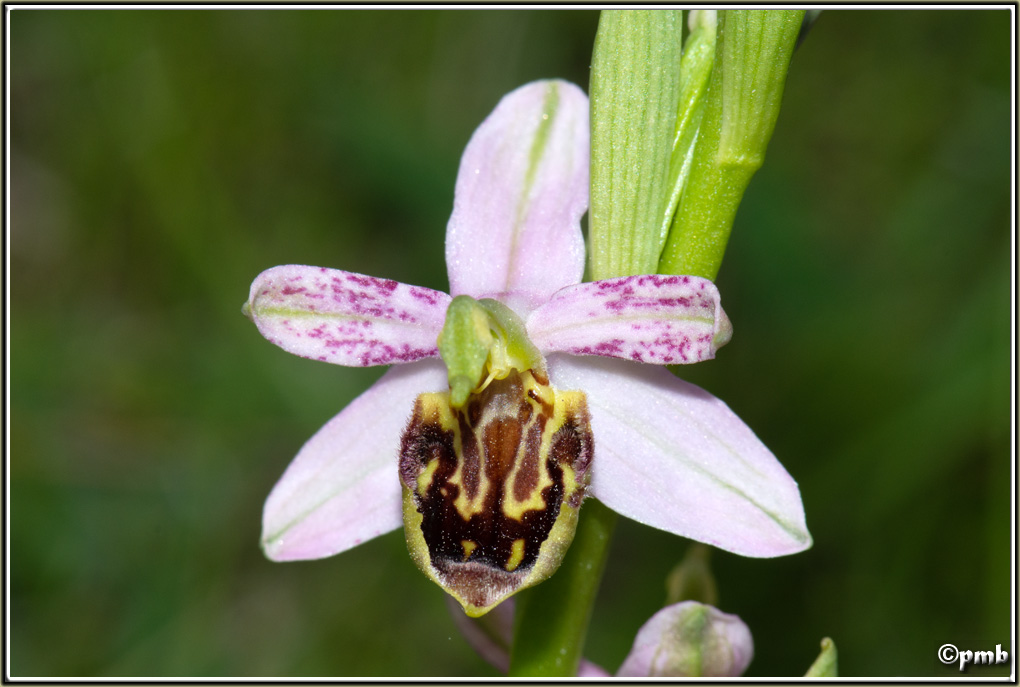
[526,274,733,365]
[247,264,451,367]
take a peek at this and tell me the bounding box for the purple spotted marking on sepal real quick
[526,274,733,366]
[247,264,452,367]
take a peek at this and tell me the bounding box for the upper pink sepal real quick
[547,355,811,558]
[246,265,451,367]
[527,274,733,364]
[445,79,588,308]
[261,360,449,561]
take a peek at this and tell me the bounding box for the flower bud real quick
[617,601,753,677]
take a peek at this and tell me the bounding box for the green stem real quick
[658,10,803,280]
[507,499,618,676]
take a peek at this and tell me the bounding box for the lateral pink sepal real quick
[527,274,732,365]
[247,264,450,367]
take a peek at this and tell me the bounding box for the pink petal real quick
[262,359,448,561]
[247,265,450,367]
[445,80,588,310]
[547,355,811,557]
[579,660,612,678]
[617,601,753,677]
[527,274,732,364]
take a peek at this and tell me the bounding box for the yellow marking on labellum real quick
[416,457,441,494]
[505,538,526,572]
[398,367,593,617]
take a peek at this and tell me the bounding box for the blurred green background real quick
[10,9,1012,677]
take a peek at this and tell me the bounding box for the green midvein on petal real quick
[255,305,412,323]
[506,81,560,289]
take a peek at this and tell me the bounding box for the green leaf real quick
[659,10,717,248]
[804,637,839,677]
[665,543,719,607]
[589,9,684,280]
[658,9,804,280]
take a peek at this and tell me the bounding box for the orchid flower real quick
[244,79,810,618]
[450,597,753,678]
